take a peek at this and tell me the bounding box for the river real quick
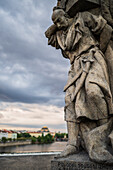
[0,142,67,153]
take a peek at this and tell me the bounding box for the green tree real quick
[55,133,68,140]
[33,134,54,144]
[60,133,64,138]
[23,133,31,138]
[17,133,22,138]
[17,133,31,139]
[41,136,45,143]
[44,134,54,143]
[37,136,41,143]
[8,138,12,142]
[2,137,7,143]
[31,137,37,144]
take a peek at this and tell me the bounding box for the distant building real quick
[8,131,17,139]
[41,126,49,132]
[27,127,54,138]
[0,130,17,139]
[41,126,50,136]
[28,131,42,138]
[0,130,8,139]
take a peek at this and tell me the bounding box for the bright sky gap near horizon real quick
[0,0,70,132]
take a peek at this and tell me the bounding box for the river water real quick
[0,142,67,153]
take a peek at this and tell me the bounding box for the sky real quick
[0,0,70,132]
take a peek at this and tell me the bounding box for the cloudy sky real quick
[0,0,70,132]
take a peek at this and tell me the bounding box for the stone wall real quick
[0,154,56,170]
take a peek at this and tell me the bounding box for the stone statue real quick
[45,0,113,164]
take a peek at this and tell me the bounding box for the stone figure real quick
[45,1,113,164]
[101,0,113,27]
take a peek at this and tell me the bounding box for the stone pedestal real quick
[51,151,113,170]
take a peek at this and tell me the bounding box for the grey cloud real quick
[0,123,66,130]
[0,0,69,107]
[0,87,51,104]
[30,115,44,119]
[0,113,4,118]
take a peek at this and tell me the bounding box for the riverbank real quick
[0,141,67,153]
[0,152,58,170]
[0,141,31,147]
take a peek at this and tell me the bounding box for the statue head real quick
[52,7,70,30]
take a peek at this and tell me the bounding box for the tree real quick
[8,138,12,142]
[17,133,31,138]
[55,133,64,138]
[31,137,37,144]
[37,136,41,143]
[37,134,54,144]
[2,137,7,143]
[17,133,22,138]
[23,133,31,138]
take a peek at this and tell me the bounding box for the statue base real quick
[51,151,113,170]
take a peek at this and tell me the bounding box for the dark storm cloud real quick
[0,0,70,107]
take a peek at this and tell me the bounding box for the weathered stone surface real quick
[51,152,113,170]
[101,0,113,27]
[57,0,100,16]
[109,130,113,149]
[0,154,55,170]
[80,118,113,164]
[110,0,113,18]
[45,0,113,165]
[66,0,100,16]
[57,0,67,10]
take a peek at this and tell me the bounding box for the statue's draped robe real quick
[48,12,113,122]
